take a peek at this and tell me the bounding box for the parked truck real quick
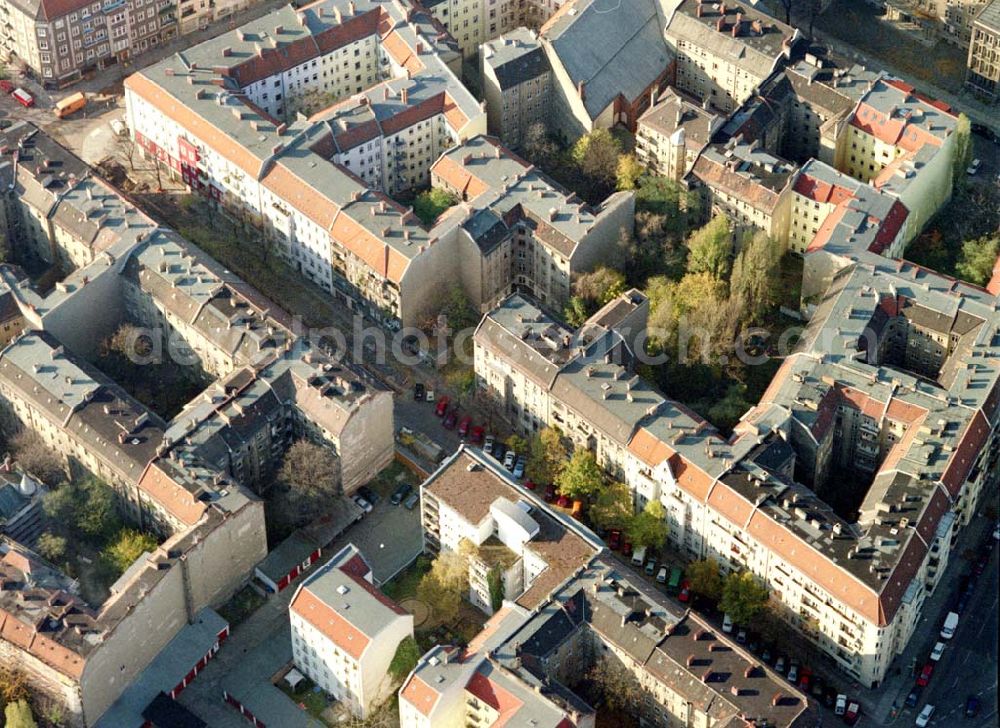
[54,92,86,118]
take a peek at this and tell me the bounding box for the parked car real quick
[774,655,787,674]
[390,483,413,506]
[722,613,734,633]
[403,492,419,510]
[608,530,621,550]
[435,396,450,416]
[483,435,495,455]
[914,704,935,727]
[786,661,799,684]
[353,495,373,514]
[747,634,760,654]
[967,158,982,175]
[11,88,33,107]
[424,389,435,403]
[844,700,861,726]
[678,579,691,602]
[834,694,847,716]
[443,410,458,429]
[823,687,837,708]
[524,480,537,490]
[798,669,811,692]
[965,695,981,718]
[413,382,425,401]
[109,117,126,136]
[644,559,656,576]
[810,678,825,699]
[760,645,774,665]
[916,662,934,687]
[929,641,945,661]
[904,685,922,708]
[556,494,571,508]
[469,426,484,444]
[544,484,557,503]
[493,443,507,462]
[512,457,526,479]
[457,416,472,437]
[941,611,959,639]
[503,450,516,470]
[390,483,409,507]
[994,523,999,541]
[736,628,747,644]
[621,541,633,557]
[656,566,668,583]
[358,485,379,506]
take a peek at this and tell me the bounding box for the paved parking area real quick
[338,493,423,585]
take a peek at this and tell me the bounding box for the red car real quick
[556,494,571,508]
[798,668,812,691]
[608,530,621,550]
[622,541,633,557]
[443,410,458,429]
[524,480,536,490]
[916,662,934,687]
[435,396,450,416]
[544,484,557,503]
[457,416,471,437]
[844,700,861,726]
[678,579,691,602]
[469,425,484,444]
[0,81,14,94]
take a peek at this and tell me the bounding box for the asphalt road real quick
[909,535,998,728]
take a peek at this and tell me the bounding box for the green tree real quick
[686,215,731,279]
[626,500,668,550]
[588,481,634,531]
[36,532,67,563]
[955,234,999,286]
[505,434,529,457]
[445,367,476,401]
[430,284,478,332]
[573,266,626,307]
[388,636,421,681]
[104,528,159,573]
[729,232,781,321]
[686,559,723,603]
[952,113,972,187]
[616,153,643,191]
[526,427,566,485]
[77,477,122,542]
[572,128,622,187]
[4,700,36,728]
[487,566,504,613]
[720,571,769,625]
[563,296,591,328]
[416,550,468,624]
[555,449,604,502]
[413,188,458,226]
[707,383,754,434]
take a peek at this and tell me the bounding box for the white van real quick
[915,704,935,727]
[940,611,959,640]
[631,546,647,567]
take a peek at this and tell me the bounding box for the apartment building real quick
[539,0,674,138]
[839,78,958,237]
[636,88,721,181]
[124,0,486,328]
[480,28,552,149]
[423,0,566,56]
[473,234,1000,688]
[788,159,910,258]
[0,122,393,725]
[688,138,796,248]
[0,0,178,88]
[420,447,602,615]
[290,543,414,718]
[429,135,635,311]
[403,448,816,727]
[885,0,988,47]
[966,0,1000,100]
[665,0,800,114]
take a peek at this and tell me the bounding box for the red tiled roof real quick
[465,671,523,724]
[400,675,440,717]
[290,587,370,660]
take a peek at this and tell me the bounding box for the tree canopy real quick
[388,636,421,681]
[955,234,999,286]
[416,550,468,624]
[686,215,732,279]
[10,431,64,487]
[686,559,723,603]
[104,528,159,573]
[616,153,643,191]
[573,266,626,308]
[588,480,634,531]
[3,700,36,728]
[720,571,769,625]
[555,449,604,501]
[572,129,622,187]
[279,440,341,499]
[413,188,458,226]
[730,232,781,322]
[42,476,122,544]
[526,428,566,485]
[626,500,668,550]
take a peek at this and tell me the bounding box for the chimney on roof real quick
[716,15,726,32]
[416,41,424,54]
[334,6,342,22]
[752,18,763,34]
[348,0,355,15]
[237,30,246,42]
[577,81,586,101]
[274,25,283,35]
[732,13,742,36]
[401,88,409,105]
[719,2,727,15]
[548,207,558,221]
[696,0,704,16]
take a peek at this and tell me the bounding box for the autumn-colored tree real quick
[686,559,724,603]
[720,571,769,625]
[4,700,36,728]
[730,232,781,322]
[36,532,67,563]
[10,431,65,487]
[104,528,159,573]
[572,129,622,186]
[616,153,643,191]
[573,266,626,308]
[555,449,604,502]
[625,501,668,550]
[526,428,566,485]
[686,215,732,279]
[416,550,468,624]
[588,481,634,531]
[279,440,342,499]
